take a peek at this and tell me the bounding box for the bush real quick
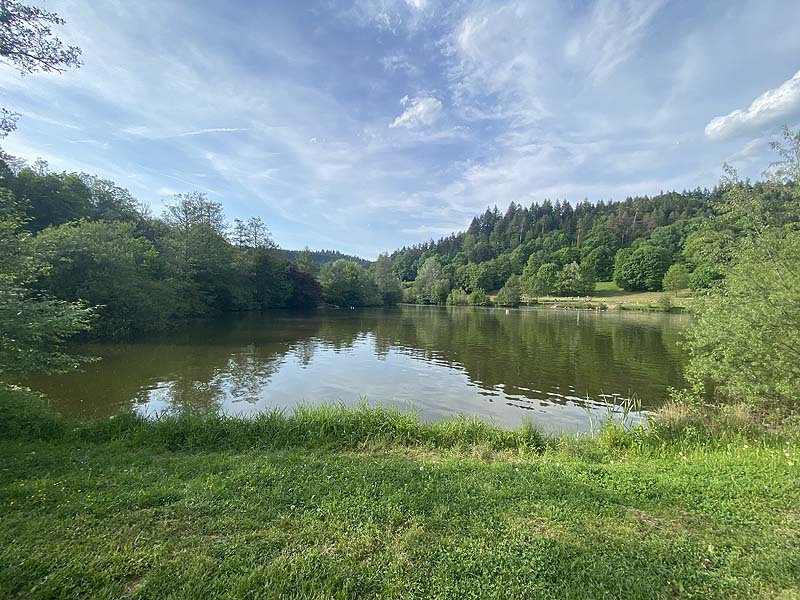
[0,386,62,440]
[494,275,521,307]
[684,229,800,406]
[446,288,469,306]
[468,288,489,306]
[662,263,689,293]
[688,264,724,290]
[319,260,378,307]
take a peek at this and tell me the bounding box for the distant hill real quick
[283,249,371,268]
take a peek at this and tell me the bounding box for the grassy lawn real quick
[525,281,693,311]
[1,394,799,599]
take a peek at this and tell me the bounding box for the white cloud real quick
[705,69,800,140]
[381,52,420,76]
[175,128,248,138]
[156,186,179,196]
[121,126,248,140]
[565,0,666,83]
[342,0,437,33]
[389,95,442,128]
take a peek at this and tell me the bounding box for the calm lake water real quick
[29,306,689,432]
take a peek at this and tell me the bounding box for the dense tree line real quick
[0,155,410,366]
[0,160,331,338]
[282,248,370,271]
[387,180,800,306]
[1,0,799,419]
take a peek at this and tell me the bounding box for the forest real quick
[2,3,800,598]
[4,136,800,410]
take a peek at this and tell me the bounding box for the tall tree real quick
[371,254,402,306]
[296,246,317,274]
[319,260,377,307]
[162,193,235,316]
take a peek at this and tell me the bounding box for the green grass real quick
[1,388,799,599]
[525,281,693,311]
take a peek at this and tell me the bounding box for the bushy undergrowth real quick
[3,386,798,457]
[0,388,546,453]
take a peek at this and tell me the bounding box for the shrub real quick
[468,289,489,306]
[662,263,689,293]
[446,288,469,306]
[494,275,521,307]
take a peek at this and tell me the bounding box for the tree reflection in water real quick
[27,306,689,431]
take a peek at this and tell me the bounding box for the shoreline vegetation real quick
[1,8,799,598]
[1,388,798,599]
[399,281,692,312]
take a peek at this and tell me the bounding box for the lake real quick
[29,306,689,432]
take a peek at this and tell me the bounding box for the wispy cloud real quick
[705,69,800,140]
[390,95,442,128]
[121,126,249,140]
[3,0,800,258]
[339,0,439,33]
[564,0,666,83]
[175,128,249,138]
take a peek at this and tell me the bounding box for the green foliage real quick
[468,288,489,306]
[554,262,595,296]
[581,245,614,280]
[371,254,402,306]
[613,245,671,291]
[494,275,522,307]
[642,219,701,262]
[401,284,416,304]
[0,385,62,439]
[684,131,800,406]
[295,246,317,274]
[445,288,469,306]
[246,248,294,310]
[681,228,737,273]
[0,0,82,137]
[32,221,172,336]
[0,194,94,377]
[0,1,81,76]
[685,228,800,406]
[527,262,559,296]
[231,216,274,249]
[688,264,724,291]
[0,162,329,345]
[161,192,238,316]
[413,256,449,304]
[0,285,95,377]
[390,191,714,294]
[319,260,378,307]
[661,263,689,293]
[3,167,94,231]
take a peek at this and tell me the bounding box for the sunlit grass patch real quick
[1,389,798,599]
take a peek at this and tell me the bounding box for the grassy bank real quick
[524,281,693,312]
[1,389,799,599]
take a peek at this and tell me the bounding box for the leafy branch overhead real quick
[0,0,81,137]
[0,0,81,74]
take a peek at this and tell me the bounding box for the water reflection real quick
[28,306,689,432]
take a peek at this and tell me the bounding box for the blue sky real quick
[2,0,800,258]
